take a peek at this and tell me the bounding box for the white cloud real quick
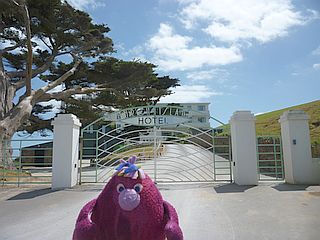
[65,0,105,10]
[148,23,242,71]
[125,45,148,62]
[176,0,198,4]
[160,85,223,103]
[312,46,320,55]
[313,63,320,70]
[186,68,229,82]
[131,1,317,73]
[178,0,311,43]
[149,23,192,50]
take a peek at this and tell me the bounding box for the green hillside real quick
[219,100,320,143]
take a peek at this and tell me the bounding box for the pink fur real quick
[73,175,183,240]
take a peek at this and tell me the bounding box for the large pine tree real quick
[0,0,179,166]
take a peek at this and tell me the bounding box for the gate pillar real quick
[279,110,319,184]
[51,114,81,189]
[230,111,258,185]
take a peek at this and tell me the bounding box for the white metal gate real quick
[79,105,232,183]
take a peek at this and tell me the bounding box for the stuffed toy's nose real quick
[118,189,140,211]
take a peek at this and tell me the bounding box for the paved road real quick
[142,144,216,182]
[0,182,320,240]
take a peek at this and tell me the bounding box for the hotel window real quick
[198,117,206,123]
[197,105,206,111]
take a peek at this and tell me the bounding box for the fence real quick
[79,122,230,183]
[213,135,232,182]
[311,142,320,158]
[257,136,284,181]
[1,139,53,186]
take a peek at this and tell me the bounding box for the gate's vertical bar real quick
[95,130,98,183]
[229,135,233,182]
[79,135,83,185]
[212,134,216,181]
[280,137,284,179]
[18,140,22,187]
[1,139,4,186]
[273,137,278,180]
[256,137,258,180]
[153,125,157,183]
[4,140,7,185]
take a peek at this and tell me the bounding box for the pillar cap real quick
[230,111,255,122]
[51,114,82,127]
[279,110,309,123]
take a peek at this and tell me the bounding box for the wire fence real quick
[1,139,53,186]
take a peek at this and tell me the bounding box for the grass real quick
[255,100,320,143]
[0,166,32,183]
[217,100,320,144]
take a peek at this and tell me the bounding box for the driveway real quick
[80,144,231,183]
[0,182,319,240]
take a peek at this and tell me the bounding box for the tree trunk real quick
[0,99,34,167]
[0,68,14,119]
[0,103,33,168]
[0,70,13,168]
[0,135,14,170]
[0,69,31,169]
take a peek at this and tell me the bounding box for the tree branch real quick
[33,57,82,101]
[48,36,55,49]
[12,78,26,90]
[21,1,33,96]
[38,87,106,102]
[5,45,70,79]
[39,36,52,51]
[42,59,81,92]
[7,52,56,78]
[17,114,52,133]
[0,42,25,55]
[10,0,19,6]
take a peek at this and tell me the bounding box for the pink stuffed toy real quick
[73,156,183,240]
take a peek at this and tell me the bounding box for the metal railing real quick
[257,136,284,181]
[79,120,234,183]
[311,142,320,158]
[1,139,53,186]
[213,136,232,182]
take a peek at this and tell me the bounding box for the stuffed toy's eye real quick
[117,184,125,193]
[134,183,143,193]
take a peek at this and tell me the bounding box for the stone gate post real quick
[230,111,258,185]
[279,110,319,184]
[51,114,81,189]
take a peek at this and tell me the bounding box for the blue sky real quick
[67,0,320,126]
